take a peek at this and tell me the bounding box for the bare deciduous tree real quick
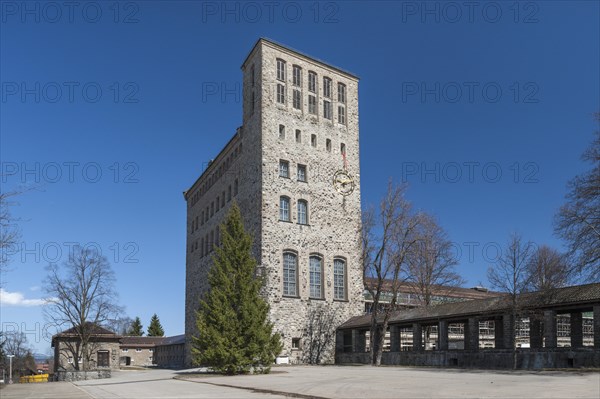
[362,182,421,366]
[0,190,22,282]
[487,233,535,369]
[301,305,338,364]
[555,113,600,282]
[525,245,570,292]
[2,331,36,376]
[43,247,122,371]
[404,214,463,348]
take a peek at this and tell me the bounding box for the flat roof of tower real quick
[242,37,359,80]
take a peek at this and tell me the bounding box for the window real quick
[279,160,289,178]
[279,196,290,221]
[228,185,232,202]
[135,348,142,352]
[149,348,153,353]
[341,143,346,155]
[297,164,307,182]
[216,196,220,211]
[68,356,74,364]
[122,349,128,353]
[308,95,317,114]
[234,179,238,196]
[309,256,323,298]
[323,77,332,98]
[323,100,332,119]
[277,84,285,104]
[293,89,301,110]
[311,134,317,147]
[295,129,301,143]
[334,258,346,300]
[338,105,346,124]
[308,71,317,93]
[221,192,225,208]
[292,65,302,86]
[338,83,346,103]
[326,139,332,152]
[283,252,297,297]
[201,211,204,225]
[292,338,301,350]
[276,59,286,81]
[297,200,308,225]
[205,206,209,222]
[211,202,214,216]
[279,124,285,139]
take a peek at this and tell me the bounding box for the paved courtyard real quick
[1,366,599,398]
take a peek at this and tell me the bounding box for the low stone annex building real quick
[336,283,600,369]
[184,38,363,365]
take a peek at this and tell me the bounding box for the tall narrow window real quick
[326,139,332,152]
[293,89,301,110]
[276,59,286,81]
[309,256,323,299]
[308,71,317,93]
[323,77,332,98]
[205,206,209,222]
[228,185,232,202]
[279,124,285,139]
[311,134,317,147]
[334,258,346,300]
[337,83,346,103]
[234,179,238,196]
[295,129,301,143]
[277,84,285,104]
[292,65,302,86]
[216,196,220,211]
[338,105,346,124]
[279,160,289,178]
[308,95,317,114]
[341,143,346,155]
[323,100,332,119]
[211,201,214,216]
[297,164,307,182]
[279,196,290,221]
[201,211,204,225]
[221,191,225,207]
[283,252,298,297]
[297,200,308,225]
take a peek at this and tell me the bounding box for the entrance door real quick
[97,351,109,367]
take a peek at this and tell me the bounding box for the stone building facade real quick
[184,38,363,365]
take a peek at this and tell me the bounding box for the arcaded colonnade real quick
[336,283,600,369]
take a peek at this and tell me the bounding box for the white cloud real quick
[0,289,47,307]
[29,286,40,292]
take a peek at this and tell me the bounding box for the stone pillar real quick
[353,329,366,352]
[438,320,448,351]
[390,325,401,352]
[570,312,583,348]
[412,323,422,351]
[465,317,479,351]
[544,310,557,348]
[497,314,514,350]
[335,330,345,353]
[594,305,600,349]
[530,316,543,349]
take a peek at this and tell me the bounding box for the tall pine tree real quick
[128,317,144,336]
[147,314,164,336]
[192,203,282,375]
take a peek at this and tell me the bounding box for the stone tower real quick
[184,38,363,365]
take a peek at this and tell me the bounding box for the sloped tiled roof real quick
[156,334,185,346]
[340,283,600,330]
[120,336,166,347]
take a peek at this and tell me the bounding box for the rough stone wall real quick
[257,42,363,360]
[119,347,154,366]
[184,39,363,365]
[54,340,120,371]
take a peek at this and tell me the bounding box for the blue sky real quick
[1,1,598,353]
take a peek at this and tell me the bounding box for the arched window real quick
[283,252,298,297]
[297,200,308,225]
[334,258,346,300]
[280,196,290,222]
[309,255,323,299]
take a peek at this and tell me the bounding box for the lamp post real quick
[7,355,15,384]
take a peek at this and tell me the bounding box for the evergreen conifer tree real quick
[128,317,144,336]
[147,314,164,336]
[192,203,282,374]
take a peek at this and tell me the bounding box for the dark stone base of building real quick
[336,349,600,370]
[54,369,111,381]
